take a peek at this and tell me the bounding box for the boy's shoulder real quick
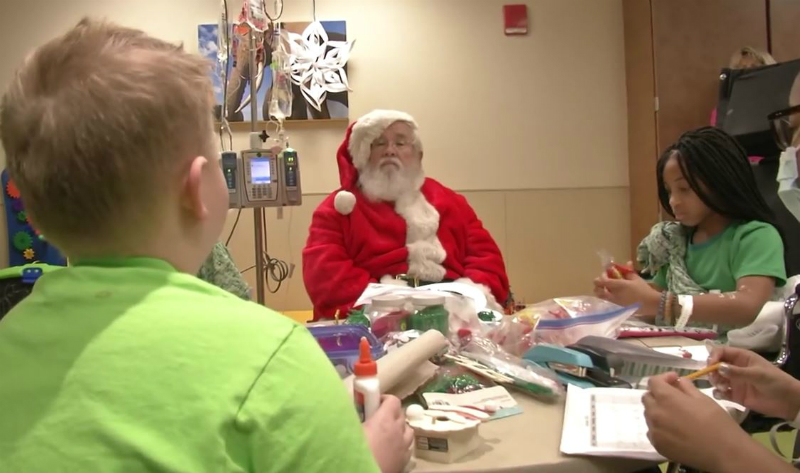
[11,262,300,343]
[148,270,301,336]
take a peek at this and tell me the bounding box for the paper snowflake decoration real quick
[283,21,355,112]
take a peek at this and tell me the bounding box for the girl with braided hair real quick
[595,127,786,332]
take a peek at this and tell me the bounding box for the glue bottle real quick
[353,336,380,422]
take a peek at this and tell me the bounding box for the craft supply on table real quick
[344,329,450,399]
[682,362,722,381]
[353,337,381,422]
[366,295,412,339]
[417,364,495,395]
[345,307,371,327]
[307,325,384,377]
[617,320,718,340]
[422,385,522,421]
[450,336,564,400]
[406,403,485,463]
[410,294,450,336]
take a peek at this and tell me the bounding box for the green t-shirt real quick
[652,220,786,292]
[0,258,378,473]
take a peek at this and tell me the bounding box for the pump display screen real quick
[250,157,271,184]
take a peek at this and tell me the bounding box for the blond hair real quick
[0,18,215,254]
[729,46,776,69]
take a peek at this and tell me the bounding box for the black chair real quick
[0,277,34,322]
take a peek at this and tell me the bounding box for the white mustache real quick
[379,157,402,168]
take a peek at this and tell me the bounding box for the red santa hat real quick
[333,109,420,215]
[348,109,419,170]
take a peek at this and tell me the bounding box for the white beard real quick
[359,158,425,202]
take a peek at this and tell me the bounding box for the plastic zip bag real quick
[532,297,639,346]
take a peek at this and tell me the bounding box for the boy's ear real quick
[181,156,210,219]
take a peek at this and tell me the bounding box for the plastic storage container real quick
[366,295,412,339]
[410,294,449,336]
[307,325,385,377]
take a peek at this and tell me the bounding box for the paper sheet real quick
[652,345,710,362]
[353,283,503,321]
[344,330,449,399]
[560,384,745,461]
[422,386,523,421]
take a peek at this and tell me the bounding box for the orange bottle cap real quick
[353,337,377,376]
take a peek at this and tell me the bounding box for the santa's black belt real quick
[394,274,453,288]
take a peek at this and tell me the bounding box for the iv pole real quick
[249,27,266,305]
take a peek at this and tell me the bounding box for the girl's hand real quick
[642,372,749,471]
[593,266,661,313]
[708,346,800,421]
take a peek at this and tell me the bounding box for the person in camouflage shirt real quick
[197,242,251,300]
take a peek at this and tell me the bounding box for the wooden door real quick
[652,0,769,154]
[770,0,800,62]
[626,0,770,257]
[623,0,659,259]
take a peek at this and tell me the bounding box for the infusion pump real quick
[220,148,302,208]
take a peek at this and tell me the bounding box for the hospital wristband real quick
[674,295,694,329]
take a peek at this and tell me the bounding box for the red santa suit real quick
[302,110,510,320]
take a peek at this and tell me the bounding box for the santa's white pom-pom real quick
[334,190,356,215]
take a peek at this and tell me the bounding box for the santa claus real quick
[302,110,511,320]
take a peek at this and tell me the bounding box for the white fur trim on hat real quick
[348,110,419,170]
[334,190,356,215]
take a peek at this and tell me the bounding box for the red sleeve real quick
[302,200,374,320]
[456,195,510,305]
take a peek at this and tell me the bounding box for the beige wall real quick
[0,0,630,310]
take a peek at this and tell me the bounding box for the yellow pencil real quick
[682,362,722,381]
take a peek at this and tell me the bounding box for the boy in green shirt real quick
[0,18,410,473]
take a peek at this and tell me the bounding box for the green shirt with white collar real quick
[0,257,378,473]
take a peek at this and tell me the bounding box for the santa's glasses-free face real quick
[769,104,800,150]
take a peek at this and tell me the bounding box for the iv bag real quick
[268,33,293,121]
